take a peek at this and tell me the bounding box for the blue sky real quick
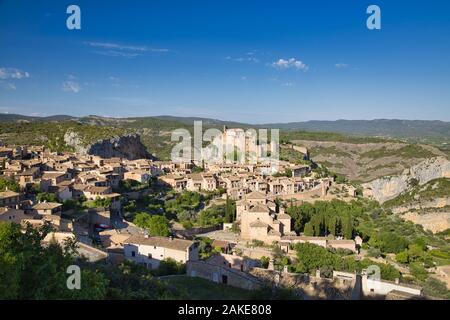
[0,0,449,123]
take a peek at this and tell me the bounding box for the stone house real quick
[0,207,28,224]
[124,235,199,270]
[32,201,63,216]
[187,254,262,290]
[0,190,20,208]
[237,191,293,243]
[159,174,188,191]
[124,170,151,184]
[186,173,218,192]
[17,167,41,188]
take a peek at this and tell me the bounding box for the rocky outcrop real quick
[64,131,152,160]
[362,157,450,203]
[401,211,450,234]
[291,140,445,183]
[392,197,450,214]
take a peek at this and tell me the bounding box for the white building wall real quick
[362,277,422,296]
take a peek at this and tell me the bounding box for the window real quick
[131,251,136,257]
[148,253,152,259]
[222,275,228,284]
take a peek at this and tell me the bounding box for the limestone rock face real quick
[402,211,450,234]
[363,157,450,203]
[392,197,450,214]
[64,131,152,160]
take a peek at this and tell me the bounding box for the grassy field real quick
[160,275,259,300]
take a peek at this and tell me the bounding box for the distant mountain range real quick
[262,119,450,143]
[1,113,450,145]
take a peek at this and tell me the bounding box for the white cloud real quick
[94,50,143,58]
[281,82,294,87]
[62,81,81,93]
[271,58,308,71]
[335,63,349,69]
[84,41,169,58]
[0,67,30,79]
[225,55,259,63]
[0,82,16,91]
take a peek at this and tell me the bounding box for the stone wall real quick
[249,267,355,300]
[187,260,263,290]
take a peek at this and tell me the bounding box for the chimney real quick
[268,259,275,271]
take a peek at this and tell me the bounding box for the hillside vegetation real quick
[1,115,448,169]
[289,139,446,183]
[384,178,450,208]
[0,121,129,152]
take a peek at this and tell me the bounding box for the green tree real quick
[395,250,409,264]
[153,258,186,276]
[133,213,170,237]
[0,178,20,192]
[303,222,314,236]
[36,192,58,203]
[224,195,236,223]
[0,221,108,299]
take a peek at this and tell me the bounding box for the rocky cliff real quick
[401,211,450,234]
[64,131,152,160]
[362,157,450,203]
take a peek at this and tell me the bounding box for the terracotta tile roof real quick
[212,240,231,248]
[268,229,281,236]
[42,172,66,179]
[33,202,62,210]
[245,190,266,199]
[327,240,355,245]
[0,191,19,198]
[85,186,110,193]
[248,203,269,213]
[124,235,195,251]
[249,220,268,228]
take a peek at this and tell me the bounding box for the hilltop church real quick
[236,191,295,243]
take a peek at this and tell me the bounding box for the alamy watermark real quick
[171,121,280,173]
[66,265,81,290]
[367,5,381,30]
[65,4,380,32]
[66,5,81,30]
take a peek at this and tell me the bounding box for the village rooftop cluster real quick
[0,131,424,299]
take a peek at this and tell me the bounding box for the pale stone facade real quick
[237,191,294,243]
[124,235,199,270]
